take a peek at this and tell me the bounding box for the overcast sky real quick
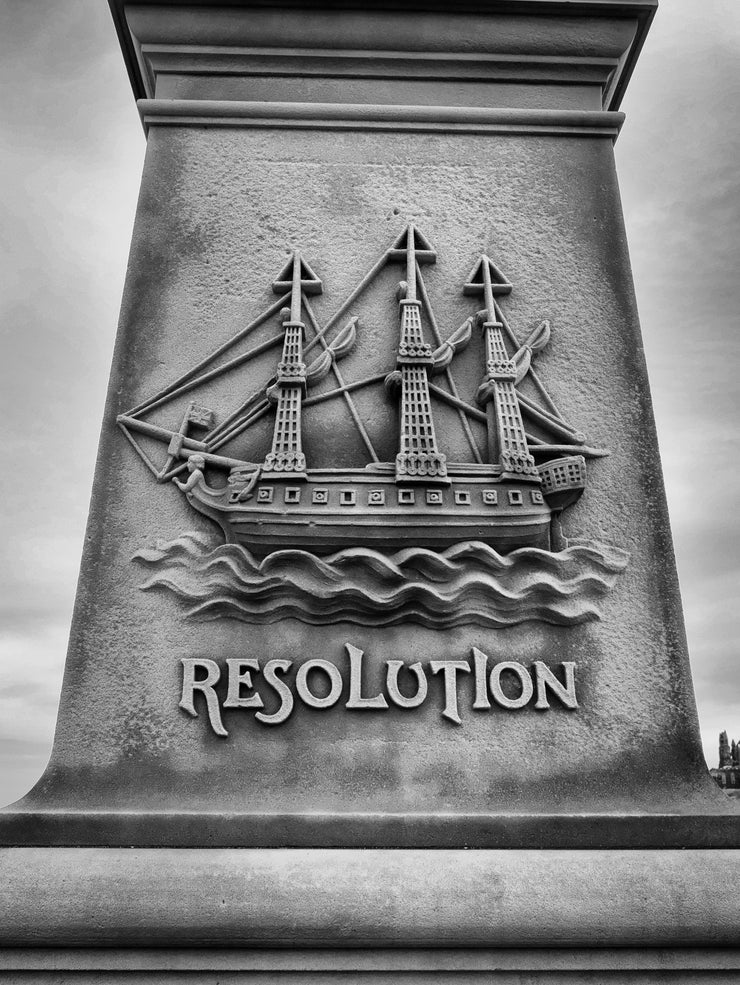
[0,0,739,806]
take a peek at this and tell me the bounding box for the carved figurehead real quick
[174,455,207,494]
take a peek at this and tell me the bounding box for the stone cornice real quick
[138,99,626,136]
[108,0,657,115]
[2,804,738,848]
[3,947,739,977]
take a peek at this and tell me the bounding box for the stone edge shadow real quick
[1,809,740,848]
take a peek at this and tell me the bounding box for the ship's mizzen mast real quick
[262,251,322,481]
[466,255,539,482]
[390,224,448,484]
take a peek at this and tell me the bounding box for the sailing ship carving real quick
[119,224,606,557]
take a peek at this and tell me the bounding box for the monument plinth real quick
[2,0,740,980]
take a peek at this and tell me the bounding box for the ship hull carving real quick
[185,469,554,556]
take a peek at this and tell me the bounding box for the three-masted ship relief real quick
[119,225,604,560]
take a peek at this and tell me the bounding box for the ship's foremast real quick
[262,251,321,482]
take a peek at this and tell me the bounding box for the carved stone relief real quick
[120,224,628,626]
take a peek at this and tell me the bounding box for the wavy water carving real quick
[134,533,629,629]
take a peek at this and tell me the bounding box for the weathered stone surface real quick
[1,0,735,851]
[1,848,740,948]
[4,0,740,979]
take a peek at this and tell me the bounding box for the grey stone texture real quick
[1,847,740,947]
[3,0,733,848]
[2,0,740,979]
[2,848,740,979]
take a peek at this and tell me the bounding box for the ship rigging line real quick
[124,240,390,423]
[185,260,396,465]
[154,393,275,483]
[169,312,369,469]
[125,293,288,419]
[194,312,371,460]
[302,298,379,462]
[153,400,269,483]
[127,233,598,482]
[132,333,285,420]
[516,392,583,443]
[425,384,607,459]
[489,298,583,440]
[493,299,565,422]
[118,421,160,478]
[302,374,387,407]
[427,383,486,424]
[128,243,406,467]
[202,388,268,445]
[415,261,484,465]
[302,249,391,359]
[199,399,272,463]
[529,442,609,458]
[206,241,411,460]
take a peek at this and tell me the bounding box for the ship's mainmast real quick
[391,225,448,484]
[466,255,539,481]
[262,251,322,481]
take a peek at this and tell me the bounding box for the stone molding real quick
[142,44,621,88]
[1,848,739,948]
[3,806,740,848]
[3,946,740,979]
[109,0,657,111]
[138,98,626,136]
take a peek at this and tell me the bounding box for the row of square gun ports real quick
[227,486,546,508]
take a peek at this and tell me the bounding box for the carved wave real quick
[133,534,629,629]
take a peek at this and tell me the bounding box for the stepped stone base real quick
[4,947,740,982]
[1,848,740,981]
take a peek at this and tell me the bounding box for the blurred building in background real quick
[710,731,740,797]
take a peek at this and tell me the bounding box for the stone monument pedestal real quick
[2,849,740,979]
[2,0,739,979]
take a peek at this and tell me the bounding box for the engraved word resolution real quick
[180,643,578,735]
